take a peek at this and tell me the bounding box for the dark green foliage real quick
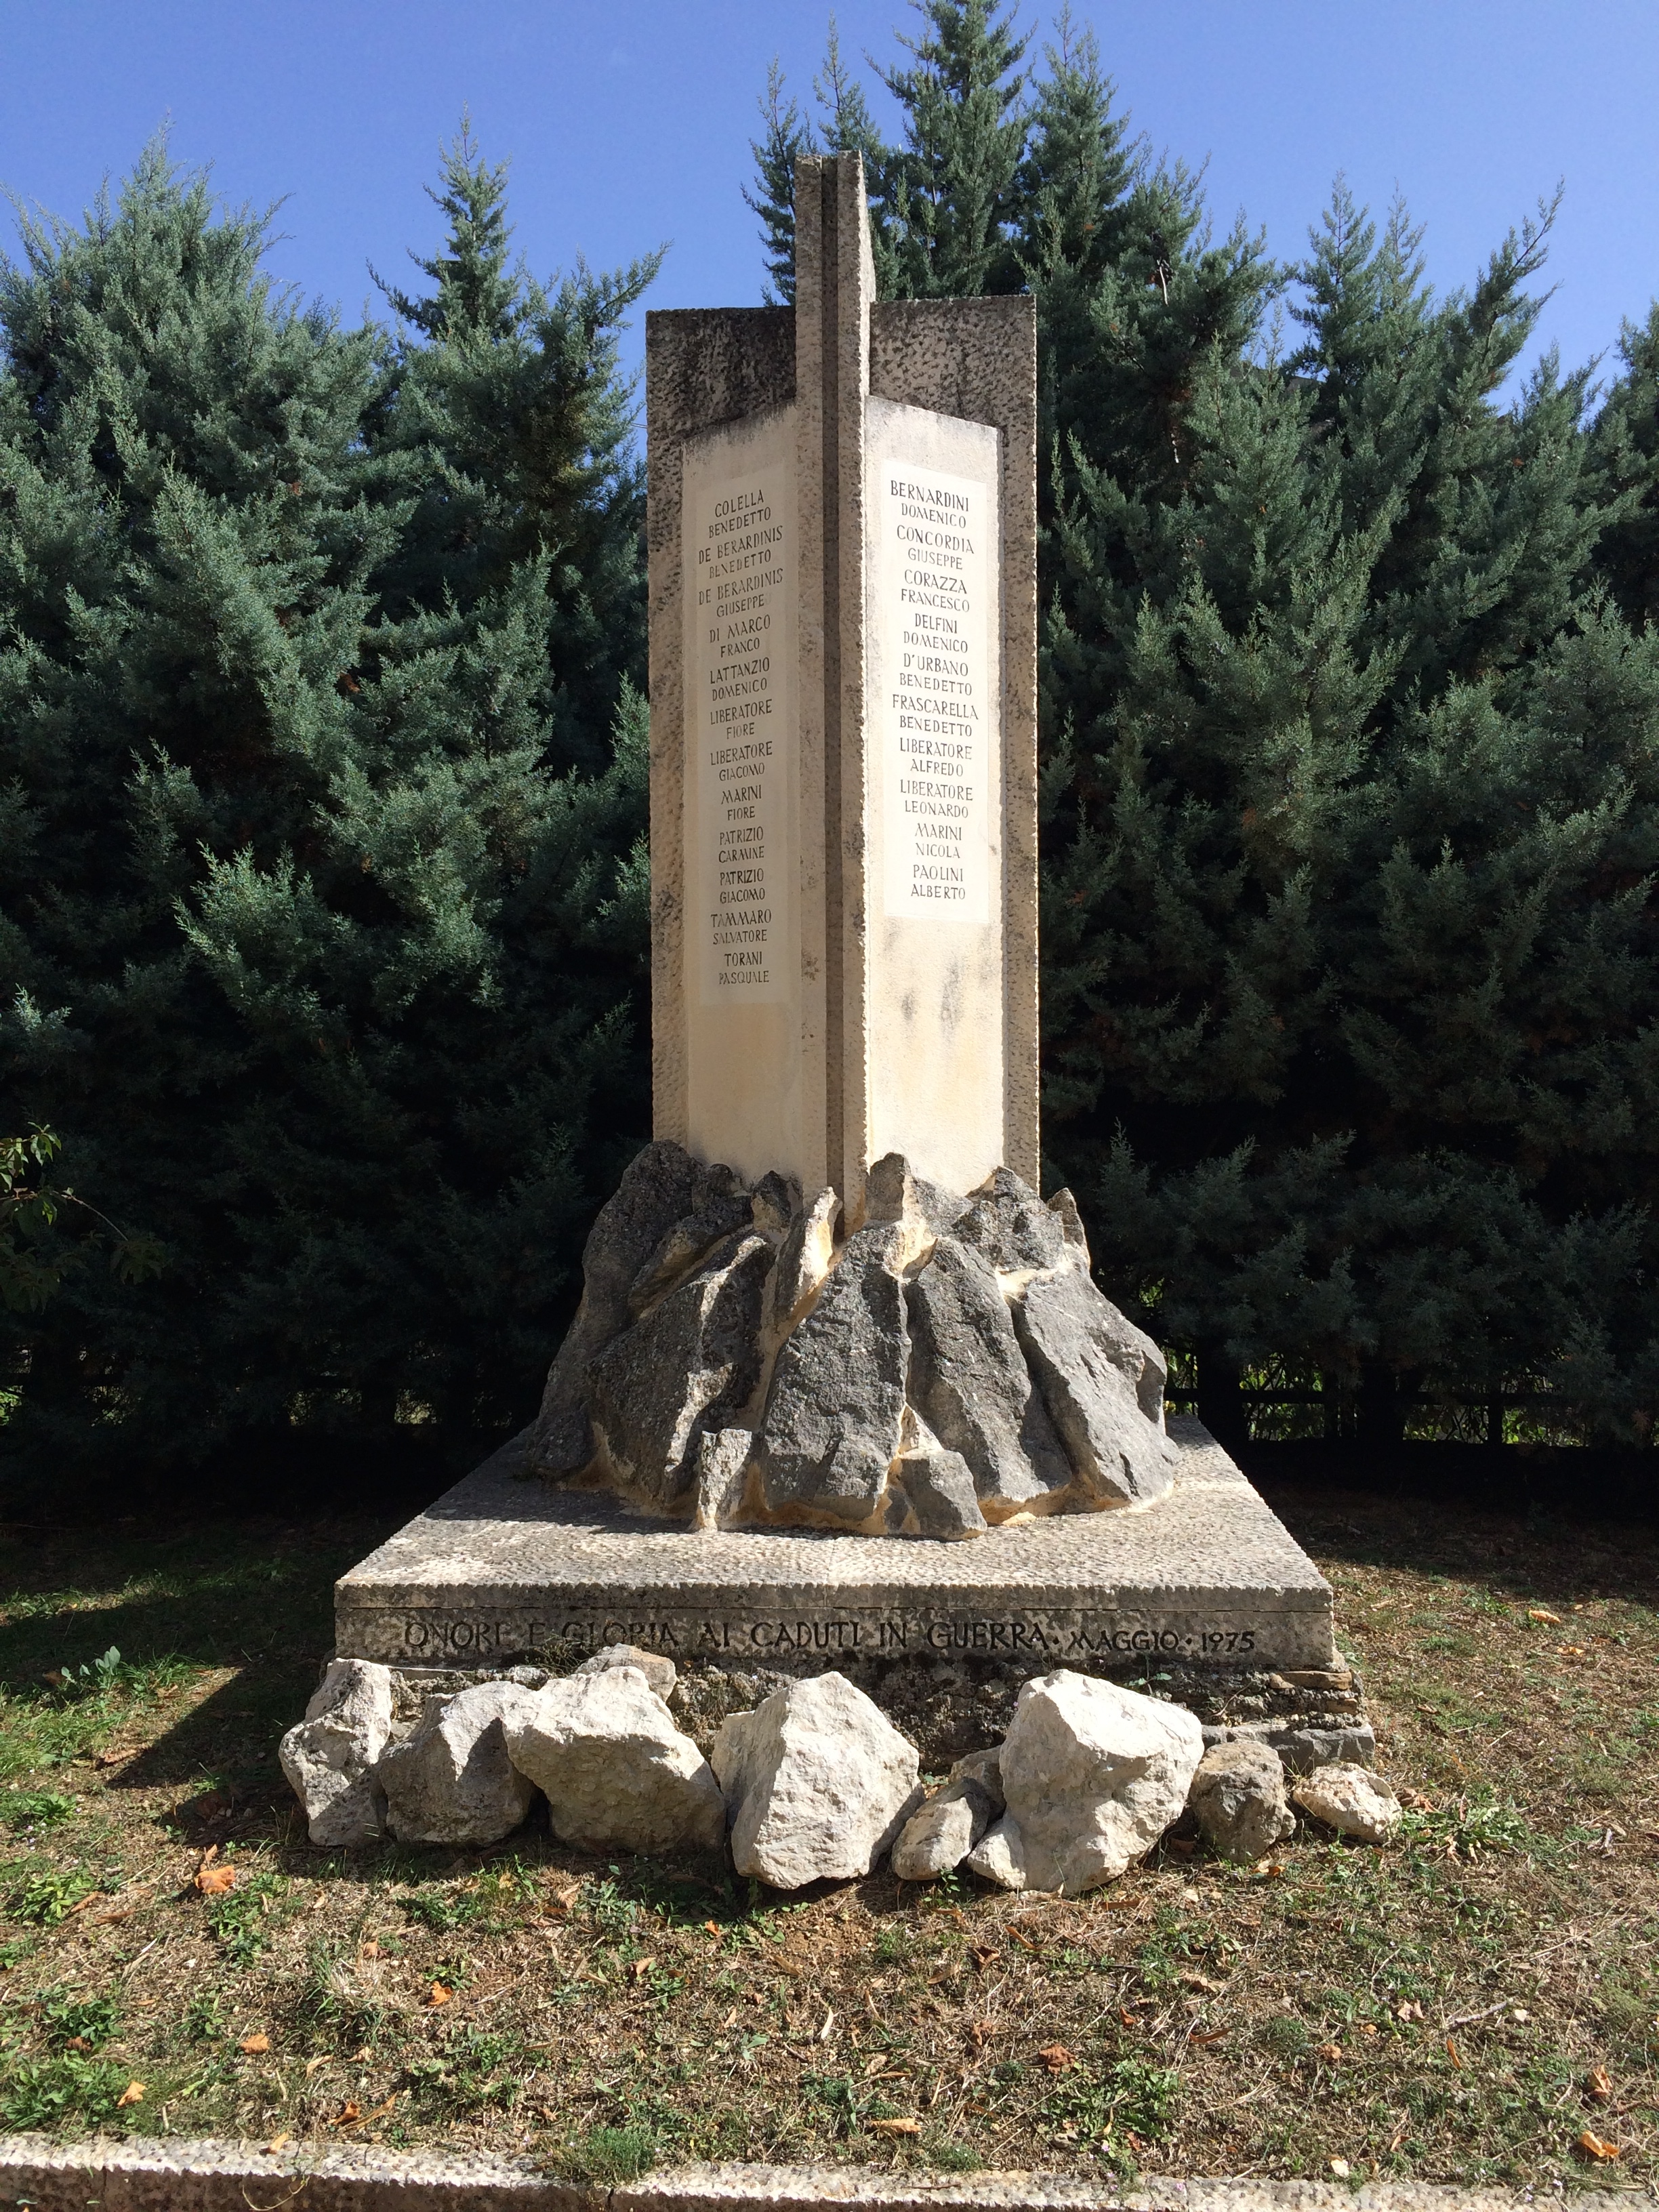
[747,8,1659,1435]
[0,136,657,1482]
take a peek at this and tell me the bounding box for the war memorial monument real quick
[332,157,1336,1688]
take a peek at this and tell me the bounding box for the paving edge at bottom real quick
[0,2140,1636,2211]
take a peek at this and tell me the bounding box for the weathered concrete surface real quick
[334,1420,1335,1675]
[0,2139,1626,2211]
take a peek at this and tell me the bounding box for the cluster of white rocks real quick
[523,1141,1176,1539]
[281,1654,1401,1885]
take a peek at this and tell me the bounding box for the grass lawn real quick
[0,1477,1654,2190]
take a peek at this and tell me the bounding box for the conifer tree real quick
[1591,304,1659,633]
[0,138,657,1483]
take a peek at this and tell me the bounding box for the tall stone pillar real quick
[646,153,1037,1216]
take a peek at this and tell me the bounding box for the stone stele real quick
[330,152,1334,1681]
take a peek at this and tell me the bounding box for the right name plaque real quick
[876,461,994,926]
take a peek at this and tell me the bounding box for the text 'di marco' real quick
[879,462,992,924]
[692,468,794,1004]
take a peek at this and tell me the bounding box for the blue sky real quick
[3,1,1656,411]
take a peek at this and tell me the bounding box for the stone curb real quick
[0,2142,1647,2212]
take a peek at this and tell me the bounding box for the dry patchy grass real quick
[0,1486,1654,2188]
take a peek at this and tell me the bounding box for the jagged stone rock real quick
[907,1235,1071,1510]
[1046,1187,1089,1259]
[1187,1740,1296,1862]
[711,1672,922,1887]
[864,1151,964,1239]
[627,1168,756,1315]
[279,1660,394,1847]
[761,1187,838,1338]
[575,1644,678,1699]
[964,1813,1027,1889]
[750,1172,802,1239]
[891,1773,999,1879]
[754,1225,909,1525]
[506,1668,725,1854]
[690,1427,753,1530]
[377,1681,539,1846]
[1292,1762,1402,1843]
[588,1233,772,1507]
[527,1141,705,1474]
[998,1671,1204,1894]
[956,1167,1068,1273]
[1203,1719,1377,1774]
[1014,1271,1176,1506]
[888,1431,987,1538]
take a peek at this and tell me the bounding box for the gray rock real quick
[1014,1271,1176,1507]
[690,1426,754,1530]
[588,1233,772,1507]
[998,1670,1205,1894]
[964,1813,1028,1889]
[377,1681,540,1846]
[948,1744,1005,1811]
[574,1643,678,1699]
[506,1668,726,1855]
[279,1660,394,1847]
[888,1435,987,1539]
[1202,1719,1377,1774]
[907,1235,1071,1509]
[761,1187,838,1338]
[891,1775,999,1879]
[628,1168,756,1315]
[711,1672,922,1887]
[750,1172,802,1239]
[1187,1740,1296,1862]
[527,1141,703,1474]
[956,1168,1068,1273]
[1292,1762,1401,1843]
[754,1225,909,1525]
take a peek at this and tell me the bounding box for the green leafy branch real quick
[1,1128,164,1313]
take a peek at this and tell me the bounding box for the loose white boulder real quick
[998,1671,1204,1895]
[377,1680,540,1846]
[1188,1740,1296,1862]
[711,1672,921,1888]
[1292,1761,1401,1843]
[279,1660,394,1847]
[964,1814,1028,1889]
[506,1666,725,1854]
[574,1643,678,1700]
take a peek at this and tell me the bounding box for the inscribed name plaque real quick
[876,460,993,924]
[864,399,1004,1195]
[680,405,805,1183]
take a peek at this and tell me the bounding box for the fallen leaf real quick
[1189,2028,1229,2045]
[552,1883,581,1911]
[1586,2067,1614,2103]
[1396,2000,1424,2022]
[863,2054,895,2077]
[1037,2043,1076,2073]
[719,2008,739,2030]
[195,1864,236,1896]
[705,1919,722,1937]
[1315,2042,1343,2064]
[1446,2039,1463,2069]
[817,2009,835,2043]
[1528,1607,1562,1624]
[359,1940,380,1960]
[1578,2128,1621,2162]
[628,1957,657,1983]
[426,1982,451,2007]
[64,2037,89,2053]
[238,2033,270,2055]
[263,2133,291,2154]
[1556,1644,1586,1657]
[116,2081,145,2107]
[330,2102,363,2128]
[1181,1971,1224,1993]
[304,2056,330,2077]
[967,2020,996,2049]
[867,2117,921,2135]
[351,2047,371,2062]
[970,1945,1000,1969]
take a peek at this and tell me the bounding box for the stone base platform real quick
[335,1418,1334,1676]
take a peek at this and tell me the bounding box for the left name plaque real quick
[687,437,797,1006]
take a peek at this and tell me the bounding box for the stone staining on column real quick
[864,404,1004,1196]
[682,406,804,1185]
